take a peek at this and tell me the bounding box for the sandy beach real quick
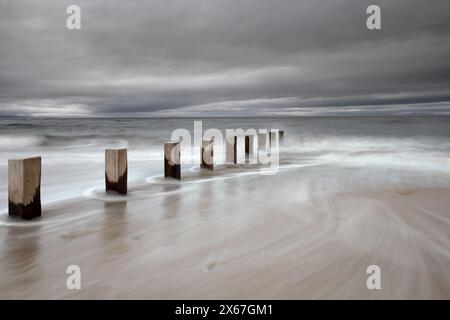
[1,160,449,299]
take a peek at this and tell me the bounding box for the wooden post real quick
[269,130,279,149]
[105,149,128,195]
[245,136,250,155]
[245,135,255,154]
[164,141,181,180]
[258,132,268,150]
[8,157,41,220]
[245,135,255,164]
[225,136,235,164]
[279,130,285,145]
[225,136,238,165]
[234,136,238,164]
[201,139,214,170]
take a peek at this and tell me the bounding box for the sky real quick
[0,0,449,117]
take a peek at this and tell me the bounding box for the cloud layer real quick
[0,0,449,116]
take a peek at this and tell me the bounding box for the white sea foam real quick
[284,135,450,173]
[0,135,45,148]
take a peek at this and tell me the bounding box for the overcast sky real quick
[0,0,449,117]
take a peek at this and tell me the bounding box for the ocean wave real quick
[0,135,46,148]
[282,134,450,173]
[284,134,450,154]
[0,133,132,150]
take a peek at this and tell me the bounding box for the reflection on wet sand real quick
[1,226,42,295]
[100,202,128,255]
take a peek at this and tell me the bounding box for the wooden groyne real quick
[164,141,181,180]
[8,157,41,220]
[105,149,128,195]
[201,139,214,171]
[6,129,283,219]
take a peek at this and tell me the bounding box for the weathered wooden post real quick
[269,130,274,148]
[269,129,280,148]
[234,136,238,164]
[201,139,214,170]
[245,135,255,164]
[245,135,250,155]
[164,141,181,180]
[258,132,268,150]
[105,149,128,195]
[225,136,235,164]
[8,157,41,220]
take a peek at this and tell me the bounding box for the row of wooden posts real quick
[7,130,284,220]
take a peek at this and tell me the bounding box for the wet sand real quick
[0,164,449,299]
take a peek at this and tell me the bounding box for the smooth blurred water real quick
[1,116,450,209]
[0,116,450,299]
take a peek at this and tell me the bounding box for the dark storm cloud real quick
[0,0,449,116]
